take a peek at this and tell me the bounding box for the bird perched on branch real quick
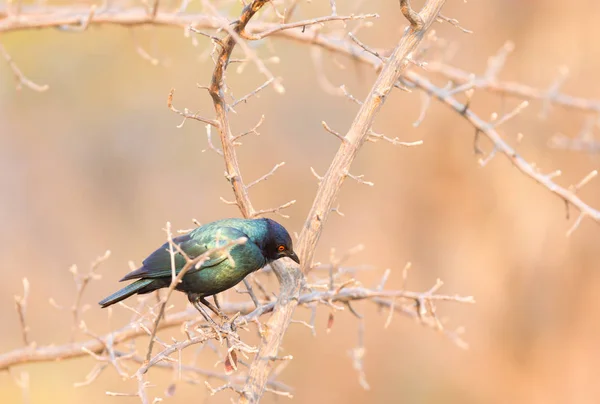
[99,218,299,324]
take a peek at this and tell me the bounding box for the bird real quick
[98,218,299,324]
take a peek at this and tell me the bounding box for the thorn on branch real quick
[377,269,391,291]
[413,92,432,127]
[220,196,239,206]
[541,66,570,119]
[478,148,497,167]
[14,278,31,346]
[473,129,483,155]
[345,171,374,186]
[74,363,109,387]
[57,5,96,32]
[188,26,226,48]
[322,121,347,143]
[437,14,473,34]
[241,278,260,308]
[202,124,224,156]
[131,29,160,66]
[330,0,337,16]
[461,89,475,114]
[0,43,49,92]
[150,0,160,18]
[571,170,598,193]
[485,41,515,81]
[490,101,529,128]
[232,115,265,143]
[264,386,294,399]
[12,370,31,404]
[409,58,428,70]
[545,170,562,180]
[367,131,423,147]
[247,162,285,188]
[310,167,323,184]
[231,78,274,109]
[349,319,370,390]
[394,81,413,92]
[346,302,363,319]
[566,213,586,237]
[167,89,219,128]
[331,204,345,217]
[348,32,383,60]
[340,85,363,105]
[204,380,245,397]
[253,200,296,219]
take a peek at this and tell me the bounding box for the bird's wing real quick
[120,227,249,281]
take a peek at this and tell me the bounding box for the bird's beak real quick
[288,251,300,264]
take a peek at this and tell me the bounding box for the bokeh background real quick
[2,0,600,403]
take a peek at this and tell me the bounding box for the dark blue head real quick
[262,218,299,264]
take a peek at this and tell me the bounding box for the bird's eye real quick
[277,245,285,252]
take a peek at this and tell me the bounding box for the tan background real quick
[1,0,600,403]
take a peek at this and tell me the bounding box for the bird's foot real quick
[190,296,239,337]
[200,313,238,338]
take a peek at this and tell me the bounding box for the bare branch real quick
[349,319,369,390]
[367,131,423,147]
[409,73,600,229]
[244,1,446,400]
[340,85,363,105]
[346,171,374,187]
[231,78,274,108]
[437,14,472,34]
[14,278,31,346]
[71,250,111,340]
[0,273,472,371]
[427,61,600,114]
[252,200,297,219]
[232,115,265,143]
[572,170,598,192]
[167,89,219,128]
[247,162,285,188]
[490,100,529,128]
[413,91,432,127]
[245,13,379,40]
[348,32,382,60]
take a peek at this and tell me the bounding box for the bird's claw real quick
[219,311,240,333]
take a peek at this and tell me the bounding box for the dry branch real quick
[243,1,447,401]
[428,61,600,114]
[261,20,600,230]
[2,7,599,115]
[3,0,599,402]
[0,279,472,371]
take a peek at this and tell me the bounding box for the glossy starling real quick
[99,218,299,322]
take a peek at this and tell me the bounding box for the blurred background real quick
[1,0,600,403]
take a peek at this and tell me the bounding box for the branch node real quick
[400,0,424,30]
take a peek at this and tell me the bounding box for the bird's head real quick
[263,218,300,264]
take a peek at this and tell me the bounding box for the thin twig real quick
[0,43,49,91]
[14,278,31,346]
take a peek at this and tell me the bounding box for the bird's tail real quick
[98,279,155,308]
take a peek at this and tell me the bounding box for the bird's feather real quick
[119,226,249,281]
[98,278,155,308]
[99,218,297,309]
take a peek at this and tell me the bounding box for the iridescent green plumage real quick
[98,218,299,310]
